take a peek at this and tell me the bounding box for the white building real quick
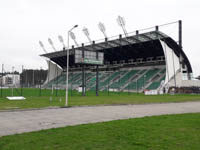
[0,74,20,86]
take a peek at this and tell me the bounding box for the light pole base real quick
[60,106,70,108]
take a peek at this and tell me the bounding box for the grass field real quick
[0,88,200,110]
[0,113,200,150]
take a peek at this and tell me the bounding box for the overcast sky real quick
[0,0,200,76]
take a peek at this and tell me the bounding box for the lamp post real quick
[65,25,78,106]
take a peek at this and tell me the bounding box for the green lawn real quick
[0,113,200,150]
[0,88,200,110]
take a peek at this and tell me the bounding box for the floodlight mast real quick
[65,24,78,107]
[69,31,79,47]
[117,15,128,37]
[98,22,107,38]
[48,38,57,52]
[39,41,48,53]
[82,27,92,44]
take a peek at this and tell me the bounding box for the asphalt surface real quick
[0,101,200,137]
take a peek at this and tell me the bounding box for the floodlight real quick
[58,35,64,43]
[39,41,44,47]
[58,35,66,49]
[98,22,107,38]
[39,41,47,53]
[116,15,128,37]
[82,27,90,36]
[48,38,57,52]
[48,38,53,45]
[70,31,76,40]
[98,22,105,32]
[82,27,92,43]
[117,16,125,26]
[69,31,79,46]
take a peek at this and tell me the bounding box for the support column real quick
[39,67,42,96]
[96,66,99,96]
[82,43,85,96]
[71,45,75,96]
[155,26,159,31]
[119,35,122,95]
[1,64,3,97]
[155,26,159,39]
[93,41,99,96]
[56,65,58,97]
[179,20,182,48]
[21,65,23,96]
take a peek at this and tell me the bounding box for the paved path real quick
[0,101,200,137]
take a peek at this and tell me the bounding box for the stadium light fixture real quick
[98,22,107,38]
[82,27,92,44]
[58,35,66,50]
[69,31,79,47]
[65,24,78,107]
[39,41,47,53]
[48,38,57,52]
[116,15,128,37]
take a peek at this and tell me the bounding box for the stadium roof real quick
[40,30,192,73]
[41,31,168,58]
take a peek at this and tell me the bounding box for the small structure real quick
[0,74,20,86]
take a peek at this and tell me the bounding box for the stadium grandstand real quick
[40,20,200,95]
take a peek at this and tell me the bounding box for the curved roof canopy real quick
[40,31,192,73]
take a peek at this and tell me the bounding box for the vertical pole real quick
[155,26,159,39]
[82,43,85,96]
[32,70,34,87]
[136,79,138,94]
[144,75,146,91]
[65,31,70,106]
[179,20,188,80]
[48,60,50,86]
[39,67,42,96]
[107,72,109,95]
[179,20,182,48]
[155,26,159,31]
[143,75,144,91]
[93,41,99,96]
[25,69,27,88]
[128,70,130,95]
[1,64,3,97]
[119,35,122,95]
[56,65,58,97]
[85,72,87,95]
[108,72,110,96]
[118,69,121,95]
[21,65,23,96]
[82,66,85,96]
[178,20,183,73]
[96,66,99,96]
[71,45,74,96]
[71,71,73,96]
[12,66,14,96]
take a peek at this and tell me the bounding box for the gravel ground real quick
[0,101,200,137]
